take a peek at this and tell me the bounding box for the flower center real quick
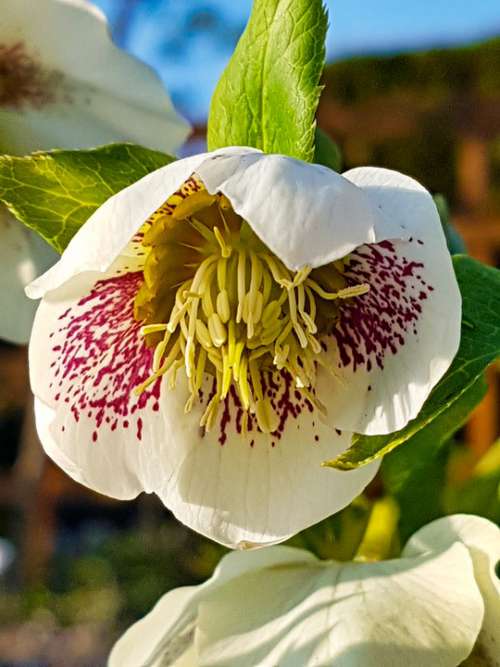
[133,179,369,434]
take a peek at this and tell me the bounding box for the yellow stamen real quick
[134,182,371,435]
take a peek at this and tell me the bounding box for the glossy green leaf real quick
[381,376,487,541]
[327,256,500,470]
[207,0,327,161]
[0,144,174,253]
[382,375,487,494]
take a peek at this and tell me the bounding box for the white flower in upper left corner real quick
[0,0,190,344]
[27,148,461,548]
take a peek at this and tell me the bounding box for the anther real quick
[213,226,232,258]
[208,313,227,347]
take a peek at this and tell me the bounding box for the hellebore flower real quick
[108,515,500,667]
[0,0,190,343]
[28,148,461,547]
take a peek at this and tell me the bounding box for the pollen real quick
[133,178,369,435]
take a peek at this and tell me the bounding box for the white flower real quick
[27,148,461,547]
[108,514,500,667]
[0,0,190,343]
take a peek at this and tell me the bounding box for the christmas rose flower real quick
[108,514,499,667]
[0,0,189,343]
[27,148,461,547]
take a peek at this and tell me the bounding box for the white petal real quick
[108,585,199,667]
[0,208,57,343]
[197,544,482,666]
[109,541,483,667]
[316,167,461,434]
[30,270,377,547]
[404,514,500,666]
[0,0,189,156]
[30,272,159,500]
[27,148,259,299]
[109,547,312,667]
[151,372,378,548]
[196,152,408,271]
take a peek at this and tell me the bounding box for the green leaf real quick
[314,128,342,172]
[0,144,174,253]
[382,375,487,494]
[381,377,487,541]
[326,256,500,470]
[390,445,449,543]
[207,0,327,162]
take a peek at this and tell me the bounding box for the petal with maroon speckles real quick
[151,372,378,548]
[28,158,461,546]
[29,269,378,547]
[316,167,461,435]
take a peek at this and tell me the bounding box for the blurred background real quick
[0,1,499,665]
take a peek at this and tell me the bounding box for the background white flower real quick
[0,0,190,344]
[27,148,461,548]
[109,514,499,667]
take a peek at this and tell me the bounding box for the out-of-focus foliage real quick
[325,39,500,105]
[286,496,371,561]
[314,128,343,172]
[445,440,500,524]
[434,194,467,255]
[0,520,226,630]
[322,39,500,206]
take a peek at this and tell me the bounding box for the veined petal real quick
[29,270,378,547]
[110,542,483,667]
[0,0,189,156]
[196,152,409,271]
[316,167,461,434]
[109,547,313,667]
[109,585,199,667]
[150,372,378,548]
[403,514,500,666]
[26,148,259,300]
[0,208,57,343]
[197,545,481,667]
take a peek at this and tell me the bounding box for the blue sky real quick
[95,0,500,122]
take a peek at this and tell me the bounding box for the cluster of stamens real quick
[133,181,369,435]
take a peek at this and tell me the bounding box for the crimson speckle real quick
[333,240,432,371]
[213,369,319,446]
[50,272,161,444]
